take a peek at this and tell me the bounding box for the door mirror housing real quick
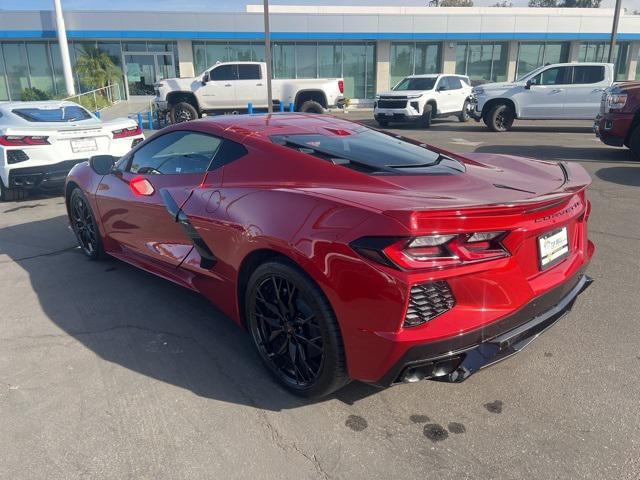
[202,71,210,85]
[89,155,116,175]
[437,85,447,92]
[524,79,533,90]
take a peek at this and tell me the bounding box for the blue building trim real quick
[1,29,639,41]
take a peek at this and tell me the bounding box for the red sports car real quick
[65,114,594,398]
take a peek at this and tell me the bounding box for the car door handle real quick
[551,89,564,93]
[592,88,605,93]
[224,84,232,87]
[256,83,263,86]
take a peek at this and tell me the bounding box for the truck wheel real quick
[419,104,433,128]
[299,100,325,114]
[376,117,389,128]
[170,102,199,124]
[0,178,27,202]
[458,100,470,122]
[629,125,640,161]
[485,103,514,132]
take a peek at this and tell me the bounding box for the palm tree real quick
[75,45,122,90]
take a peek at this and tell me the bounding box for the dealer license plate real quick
[538,226,569,270]
[70,138,97,153]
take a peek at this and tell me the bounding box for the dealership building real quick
[1,5,639,102]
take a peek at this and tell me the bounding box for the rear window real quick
[393,77,436,91]
[12,106,92,123]
[572,66,605,84]
[271,128,464,175]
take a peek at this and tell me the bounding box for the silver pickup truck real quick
[154,61,345,123]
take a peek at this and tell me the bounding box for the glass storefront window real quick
[2,43,30,100]
[0,49,8,101]
[455,42,508,83]
[272,43,295,79]
[391,42,441,87]
[296,44,317,78]
[414,43,441,76]
[26,43,54,95]
[229,43,253,62]
[579,41,629,81]
[390,43,413,87]
[318,43,341,78]
[516,42,570,78]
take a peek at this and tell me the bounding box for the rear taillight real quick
[112,126,142,139]
[351,231,509,270]
[0,135,50,146]
[338,80,344,94]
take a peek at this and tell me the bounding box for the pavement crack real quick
[0,245,78,264]
[589,229,640,242]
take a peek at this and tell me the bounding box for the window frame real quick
[529,66,572,86]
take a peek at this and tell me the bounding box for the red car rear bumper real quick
[328,193,595,385]
[372,271,592,386]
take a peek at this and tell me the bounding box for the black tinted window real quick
[129,131,222,174]
[210,64,237,81]
[238,64,261,80]
[572,66,604,84]
[210,140,248,170]
[532,67,571,86]
[393,77,436,91]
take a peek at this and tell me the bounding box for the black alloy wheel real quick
[246,261,349,397]
[69,188,104,260]
[170,102,198,124]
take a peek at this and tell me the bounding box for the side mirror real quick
[202,71,210,85]
[524,79,532,90]
[89,155,116,175]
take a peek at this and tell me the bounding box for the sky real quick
[2,0,639,11]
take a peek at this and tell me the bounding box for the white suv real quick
[472,62,615,132]
[374,74,473,128]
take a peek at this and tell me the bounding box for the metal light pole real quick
[53,0,75,96]
[263,0,273,114]
[608,0,623,64]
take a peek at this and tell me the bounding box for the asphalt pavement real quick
[1,114,639,479]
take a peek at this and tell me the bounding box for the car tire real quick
[458,100,470,122]
[69,187,105,260]
[246,260,350,398]
[419,104,433,128]
[170,102,199,124]
[299,100,325,114]
[485,103,514,132]
[629,125,640,161]
[0,178,27,202]
[377,118,389,128]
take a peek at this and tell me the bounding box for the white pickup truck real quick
[154,61,344,123]
[472,62,615,132]
[374,74,473,128]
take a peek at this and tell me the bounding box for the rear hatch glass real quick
[271,129,465,175]
[13,106,92,123]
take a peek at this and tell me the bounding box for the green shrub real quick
[20,87,51,101]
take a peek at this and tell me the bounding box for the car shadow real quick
[473,144,635,163]
[0,215,381,411]
[595,166,640,187]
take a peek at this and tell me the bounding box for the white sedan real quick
[0,100,144,201]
